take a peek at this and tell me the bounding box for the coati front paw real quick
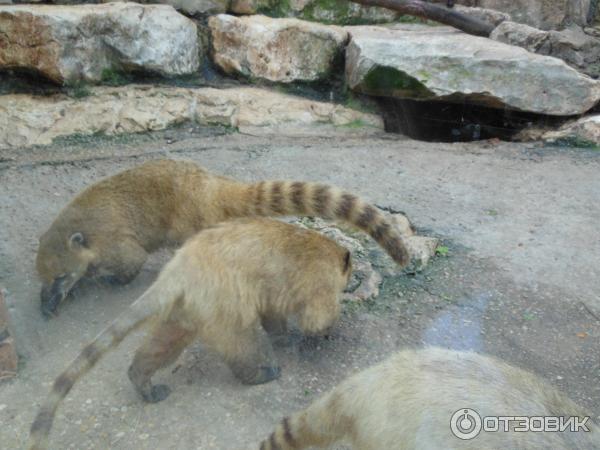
[254,365,281,385]
[142,384,172,403]
[231,363,281,385]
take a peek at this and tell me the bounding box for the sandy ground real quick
[0,127,599,449]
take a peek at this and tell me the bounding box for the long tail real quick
[259,388,347,450]
[28,282,171,450]
[236,180,410,268]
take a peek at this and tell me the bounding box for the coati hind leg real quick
[261,316,287,336]
[100,238,148,285]
[261,315,295,347]
[215,325,281,385]
[128,319,195,403]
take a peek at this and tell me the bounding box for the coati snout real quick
[37,230,94,317]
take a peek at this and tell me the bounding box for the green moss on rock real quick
[361,66,432,98]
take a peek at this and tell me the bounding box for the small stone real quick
[139,433,150,440]
[0,404,7,411]
[0,290,18,378]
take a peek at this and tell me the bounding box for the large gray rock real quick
[453,4,510,26]
[209,14,347,82]
[491,21,600,78]
[0,4,199,84]
[345,24,600,116]
[0,86,384,149]
[543,114,600,144]
[132,0,229,15]
[228,0,403,25]
[457,0,594,30]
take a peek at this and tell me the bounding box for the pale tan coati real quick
[261,347,600,450]
[29,219,352,450]
[36,159,408,316]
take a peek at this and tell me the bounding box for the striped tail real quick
[259,390,347,450]
[27,283,169,450]
[242,181,410,268]
[260,415,305,450]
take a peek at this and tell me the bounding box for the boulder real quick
[132,0,229,15]
[453,4,510,26]
[474,0,593,30]
[491,21,600,78]
[0,4,199,84]
[0,86,384,149]
[543,114,600,144]
[228,0,404,25]
[209,14,347,82]
[345,24,600,116]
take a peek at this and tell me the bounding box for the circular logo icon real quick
[450,408,482,440]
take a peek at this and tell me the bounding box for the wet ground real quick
[0,127,599,449]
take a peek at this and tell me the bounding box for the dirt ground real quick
[0,127,599,449]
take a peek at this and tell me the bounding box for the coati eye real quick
[69,232,86,248]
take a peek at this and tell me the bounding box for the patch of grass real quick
[485,209,498,217]
[551,136,599,150]
[100,68,129,86]
[522,312,536,321]
[66,81,93,99]
[435,245,449,257]
[339,119,372,129]
[257,0,292,18]
[362,66,433,99]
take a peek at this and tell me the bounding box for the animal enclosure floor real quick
[1,128,599,449]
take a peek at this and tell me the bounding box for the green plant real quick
[435,245,449,257]
[552,136,599,150]
[100,68,128,86]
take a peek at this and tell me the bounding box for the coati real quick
[261,347,599,450]
[29,219,352,450]
[36,159,409,317]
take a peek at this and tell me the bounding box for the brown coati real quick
[29,219,352,450]
[36,159,408,316]
[261,347,599,450]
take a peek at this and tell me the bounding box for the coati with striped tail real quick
[29,219,352,450]
[36,159,408,317]
[261,347,599,450]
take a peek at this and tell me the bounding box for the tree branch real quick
[348,0,495,37]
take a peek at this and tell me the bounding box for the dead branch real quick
[348,0,495,37]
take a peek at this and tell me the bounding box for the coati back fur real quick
[29,219,352,450]
[261,347,599,450]
[36,159,408,316]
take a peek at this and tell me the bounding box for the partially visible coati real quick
[36,159,409,316]
[29,219,352,450]
[261,347,599,450]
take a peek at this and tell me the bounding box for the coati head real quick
[36,228,95,317]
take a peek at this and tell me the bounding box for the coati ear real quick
[68,232,86,249]
[343,250,351,273]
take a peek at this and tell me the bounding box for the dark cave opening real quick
[376,97,566,142]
